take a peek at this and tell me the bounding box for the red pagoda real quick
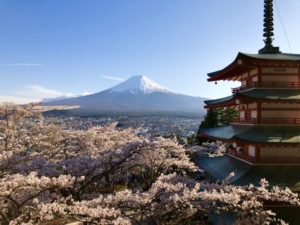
[198,1,300,222]
[200,0,300,190]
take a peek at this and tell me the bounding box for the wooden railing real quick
[260,118,300,124]
[231,118,300,125]
[232,81,300,93]
[258,157,300,164]
[228,152,300,164]
[227,151,256,163]
[231,118,257,124]
[232,83,258,93]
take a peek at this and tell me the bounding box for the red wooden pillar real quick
[256,145,260,163]
[241,145,246,159]
[257,101,261,124]
[257,66,262,87]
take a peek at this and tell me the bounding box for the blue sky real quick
[0,0,300,103]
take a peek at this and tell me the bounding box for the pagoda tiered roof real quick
[205,89,300,108]
[208,52,300,82]
[201,125,300,143]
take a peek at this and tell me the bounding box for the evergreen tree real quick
[199,108,219,128]
[195,108,238,145]
[219,108,238,125]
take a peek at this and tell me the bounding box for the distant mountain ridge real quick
[44,75,207,114]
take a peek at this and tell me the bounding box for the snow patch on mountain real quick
[109,75,173,94]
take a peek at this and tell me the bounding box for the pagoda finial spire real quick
[263,0,274,48]
[259,0,281,54]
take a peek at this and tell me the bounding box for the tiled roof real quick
[201,125,300,143]
[207,52,300,81]
[205,89,300,106]
[236,126,300,143]
[242,52,300,61]
[240,89,300,100]
[204,95,235,105]
[201,125,252,140]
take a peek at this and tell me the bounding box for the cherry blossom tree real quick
[0,103,299,225]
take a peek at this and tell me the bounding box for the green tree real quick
[219,108,238,125]
[195,108,238,145]
[186,134,197,145]
[199,108,219,129]
[193,109,219,145]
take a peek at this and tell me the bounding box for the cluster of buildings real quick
[45,116,112,130]
[116,115,200,138]
[45,115,201,138]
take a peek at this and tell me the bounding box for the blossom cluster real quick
[188,141,226,157]
[0,103,298,225]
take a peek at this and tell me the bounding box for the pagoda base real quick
[258,46,281,54]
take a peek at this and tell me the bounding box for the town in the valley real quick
[45,114,203,139]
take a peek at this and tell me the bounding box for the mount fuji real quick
[44,75,206,115]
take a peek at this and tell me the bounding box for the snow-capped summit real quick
[109,75,172,94]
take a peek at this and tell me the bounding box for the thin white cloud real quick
[0,63,43,66]
[0,85,93,104]
[82,91,92,96]
[0,95,38,104]
[101,75,125,82]
[25,85,75,98]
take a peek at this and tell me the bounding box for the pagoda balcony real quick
[231,117,300,125]
[258,157,300,164]
[227,150,256,163]
[231,81,300,93]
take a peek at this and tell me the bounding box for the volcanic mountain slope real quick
[44,75,207,114]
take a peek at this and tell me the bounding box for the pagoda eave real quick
[204,95,236,108]
[204,102,236,109]
[205,99,300,109]
[201,125,300,144]
[200,132,235,142]
[208,64,254,82]
[207,52,300,82]
[205,88,300,109]
[207,53,257,82]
